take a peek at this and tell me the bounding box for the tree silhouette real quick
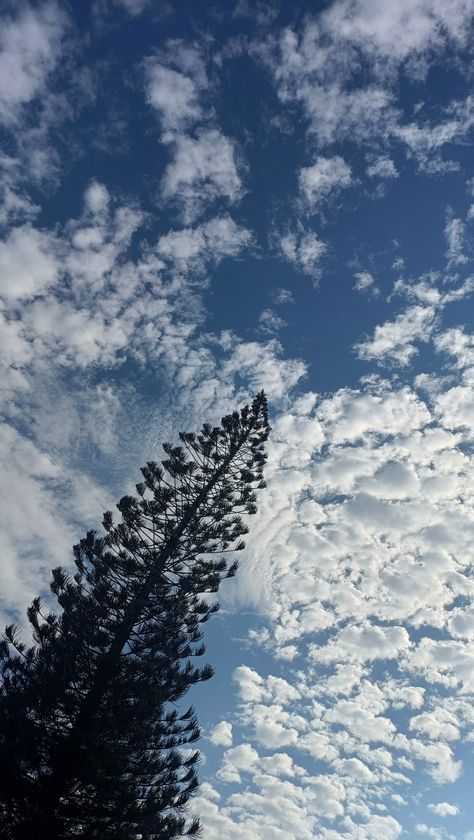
[0,392,270,839]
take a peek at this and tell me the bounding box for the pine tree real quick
[0,392,270,840]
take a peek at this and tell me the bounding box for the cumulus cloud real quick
[157,214,252,271]
[0,2,67,125]
[161,130,243,222]
[434,326,474,370]
[316,385,430,444]
[203,352,474,833]
[310,623,411,664]
[409,709,460,741]
[427,802,459,817]
[278,227,327,277]
[147,64,202,130]
[84,181,110,215]
[144,40,246,224]
[258,308,287,335]
[298,155,352,210]
[354,271,377,293]
[145,42,207,132]
[355,305,437,366]
[0,224,59,301]
[367,157,398,179]
[258,6,474,173]
[209,721,233,747]
[321,0,473,64]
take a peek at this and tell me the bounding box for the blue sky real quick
[2,1,474,838]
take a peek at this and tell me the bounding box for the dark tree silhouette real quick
[0,392,270,840]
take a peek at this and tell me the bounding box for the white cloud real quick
[278,227,327,276]
[404,637,474,692]
[0,225,59,302]
[298,155,352,210]
[260,10,474,170]
[217,743,259,783]
[409,709,460,741]
[355,305,436,366]
[203,356,474,831]
[445,215,467,266]
[336,757,377,782]
[161,129,243,222]
[354,271,376,293]
[395,96,474,172]
[367,157,398,179]
[0,2,67,125]
[116,0,151,15]
[258,308,287,335]
[325,697,396,743]
[434,327,474,370]
[320,0,473,64]
[310,623,410,664]
[447,604,474,641]
[427,801,459,817]
[434,384,474,435]
[0,421,111,622]
[84,180,110,215]
[210,721,233,747]
[144,42,246,226]
[0,179,40,228]
[261,24,397,145]
[272,287,294,305]
[234,666,264,703]
[233,0,278,27]
[316,385,430,444]
[146,59,204,131]
[219,339,306,402]
[157,214,251,271]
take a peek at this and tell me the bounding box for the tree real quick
[0,392,270,840]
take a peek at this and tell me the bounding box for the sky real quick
[1,0,474,837]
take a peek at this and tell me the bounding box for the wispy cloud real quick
[161,130,244,222]
[277,226,327,277]
[0,2,67,126]
[298,155,353,211]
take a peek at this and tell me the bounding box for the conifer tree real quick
[0,392,270,840]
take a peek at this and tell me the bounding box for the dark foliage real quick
[0,392,270,839]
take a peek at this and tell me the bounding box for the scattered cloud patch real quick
[427,802,459,817]
[445,214,467,266]
[355,305,437,366]
[354,270,377,293]
[298,155,352,210]
[258,308,287,335]
[157,214,252,272]
[116,0,151,15]
[161,130,244,222]
[367,157,399,179]
[209,721,233,747]
[145,43,207,132]
[0,2,67,125]
[278,227,327,277]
